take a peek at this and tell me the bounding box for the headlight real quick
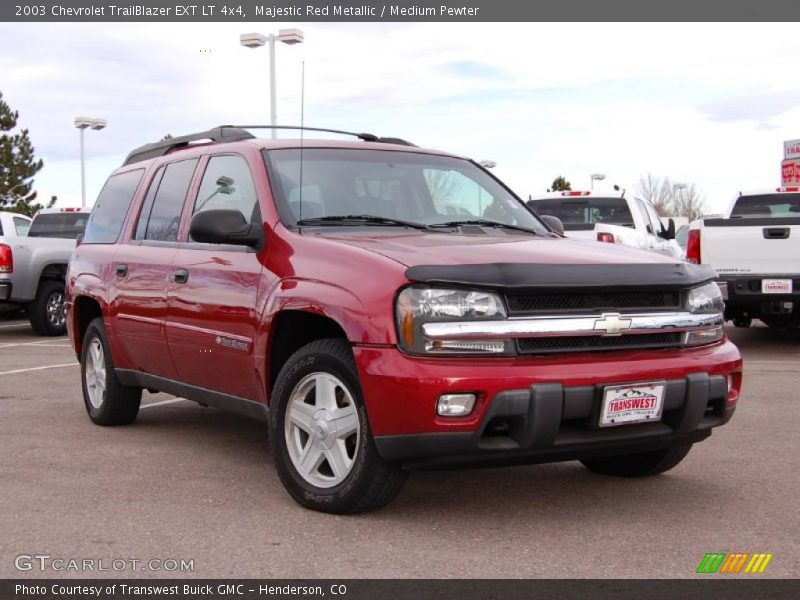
[395,287,511,355]
[687,281,725,314]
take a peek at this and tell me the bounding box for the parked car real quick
[0,211,32,237]
[687,187,800,329]
[527,191,683,259]
[0,208,89,335]
[66,126,742,513]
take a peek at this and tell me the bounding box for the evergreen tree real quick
[550,176,571,191]
[0,91,44,216]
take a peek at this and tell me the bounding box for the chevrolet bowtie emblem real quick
[593,313,632,336]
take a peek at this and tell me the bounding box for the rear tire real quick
[732,316,752,328]
[29,280,67,336]
[269,338,408,514]
[81,318,141,426]
[580,443,693,477]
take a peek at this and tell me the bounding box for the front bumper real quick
[355,340,741,467]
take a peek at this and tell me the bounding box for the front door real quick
[166,154,265,401]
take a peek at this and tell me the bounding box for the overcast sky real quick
[1,22,798,213]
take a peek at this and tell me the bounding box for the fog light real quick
[684,326,723,346]
[437,393,476,417]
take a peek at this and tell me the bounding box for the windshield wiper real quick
[296,215,429,230]
[427,219,539,235]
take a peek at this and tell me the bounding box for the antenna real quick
[298,61,305,227]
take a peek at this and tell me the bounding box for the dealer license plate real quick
[600,382,665,427]
[762,279,792,294]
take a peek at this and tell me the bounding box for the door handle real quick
[763,227,790,240]
[115,264,128,277]
[173,268,189,284]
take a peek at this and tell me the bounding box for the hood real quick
[309,229,679,268]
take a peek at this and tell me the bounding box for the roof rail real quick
[123,126,255,165]
[224,125,416,147]
[123,125,416,166]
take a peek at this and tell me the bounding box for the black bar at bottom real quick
[1,579,798,600]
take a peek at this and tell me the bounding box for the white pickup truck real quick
[687,187,800,329]
[0,211,32,237]
[0,208,89,335]
[527,191,683,259]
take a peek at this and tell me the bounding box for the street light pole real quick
[240,29,304,139]
[74,117,107,208]
[590,173,606,190]
[79,127,86,208]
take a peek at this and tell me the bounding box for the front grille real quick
[506,291,682,314]
[517,332,683,354]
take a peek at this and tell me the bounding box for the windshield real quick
[28,213,88,239]
[528,197,634,229]
[731,194,800,218]
[264,148,547,234]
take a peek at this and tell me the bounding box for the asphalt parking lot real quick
[0,317,797,579]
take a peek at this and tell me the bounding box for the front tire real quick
[29,280,67,336]
[269,339,407,514]
[81,318,141,426]
[580,443,693,477]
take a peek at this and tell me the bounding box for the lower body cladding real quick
[720,275,800,328]
[355,341,741,469]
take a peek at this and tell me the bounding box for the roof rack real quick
[227,125,416,147]
[123,126,255,166]
[123,125,417,166]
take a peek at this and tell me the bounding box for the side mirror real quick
[659,218,676,240]
[541,214,565,236]
[189,209,263,248]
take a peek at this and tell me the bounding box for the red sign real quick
[782,159,800,185]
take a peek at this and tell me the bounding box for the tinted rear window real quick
[529,197,634,227]
[82,169,144,244]
[731,194,800,218]
[28,213,89,239]
[135,159,198,242]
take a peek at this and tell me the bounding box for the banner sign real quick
[4,0,800,22]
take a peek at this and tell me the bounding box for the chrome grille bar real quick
[421,312,724,341]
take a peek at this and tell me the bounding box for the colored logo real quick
[696,552,773,574]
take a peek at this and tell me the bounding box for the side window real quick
[14,217,31,236]
[193,155,259,225]
[643,201,663,235]
[134,159,198,242]
[82,170,144,244]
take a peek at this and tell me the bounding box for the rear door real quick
[111,158,199,380]
[166,153,265,401]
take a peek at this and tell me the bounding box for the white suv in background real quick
[527,191,683,259]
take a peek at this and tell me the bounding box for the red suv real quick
[67,126,742,513]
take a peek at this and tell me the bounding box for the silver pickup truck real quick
[0,208,89,335]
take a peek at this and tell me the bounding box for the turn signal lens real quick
[597,232,615,243]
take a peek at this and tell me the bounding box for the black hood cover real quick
[404,262,717,292]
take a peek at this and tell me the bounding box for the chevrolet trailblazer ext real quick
[66,127,742,513]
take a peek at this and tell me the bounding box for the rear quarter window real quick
[82,169,145,244]
[28,213,90,239]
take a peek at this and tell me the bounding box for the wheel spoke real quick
[324,441,350,479]
[314,375,338,410]
[288,402,316,434]
[298,442,324,474]
[332,406,358,438]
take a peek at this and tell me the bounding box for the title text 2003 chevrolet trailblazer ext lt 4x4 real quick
[66,126,742,513]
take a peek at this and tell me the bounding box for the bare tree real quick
[672,183,706,221]
[635,173,706,220]
[635,173,674,216]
